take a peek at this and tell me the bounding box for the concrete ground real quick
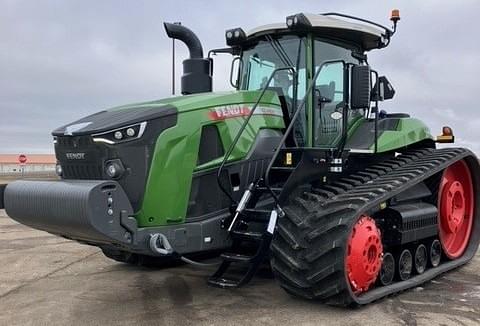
[1,209,480,326]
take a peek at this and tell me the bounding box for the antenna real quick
[172,21,181,95]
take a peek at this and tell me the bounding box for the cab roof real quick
[246,13,387,51]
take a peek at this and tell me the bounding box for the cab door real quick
[311,38,361,148]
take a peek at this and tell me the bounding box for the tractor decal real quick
[208,105,283,121]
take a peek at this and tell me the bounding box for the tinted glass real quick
[240,35,307,144]
[314,39,361,147]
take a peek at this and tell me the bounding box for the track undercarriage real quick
[270,147,480,306]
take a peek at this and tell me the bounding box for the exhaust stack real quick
[164,22,212,95]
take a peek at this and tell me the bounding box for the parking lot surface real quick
[1,209,480,326]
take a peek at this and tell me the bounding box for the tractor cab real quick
[225,12,399,152]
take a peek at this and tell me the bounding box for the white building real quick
[0,154,56,175]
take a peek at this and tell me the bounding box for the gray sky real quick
[1,0,479,154]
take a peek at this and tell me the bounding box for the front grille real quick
[62,164,104,179]
[57,136,93,147]
[56,136,105,180]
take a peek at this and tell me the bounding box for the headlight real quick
[105,160,125,179]
[55,164,63,176]
[92,121,147,145]
[126,128,136,137]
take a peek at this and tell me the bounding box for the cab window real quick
[314,39,360,147]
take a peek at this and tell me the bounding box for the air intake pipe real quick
[164,22,212,95]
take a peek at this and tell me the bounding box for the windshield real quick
[239,35,306,144]
[239,35,306,104]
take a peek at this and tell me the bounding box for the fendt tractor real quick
[1,10,479,306]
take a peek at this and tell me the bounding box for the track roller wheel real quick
[346,215,383,293]
[438,160,474,259]
[414,244,427,274]
[430,239,442,267]
[398,249,413,281]
[379,252,395,286]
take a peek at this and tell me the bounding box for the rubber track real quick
[270,148,480,306]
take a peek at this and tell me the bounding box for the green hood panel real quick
[134,90,284,227]
[374,118,433,152]
[110,90,281,114]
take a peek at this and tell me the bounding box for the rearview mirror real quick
[372,76,395,101]
[230,57,241,88]
[351,65,371,109]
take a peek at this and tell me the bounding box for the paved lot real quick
[1,209,480,326]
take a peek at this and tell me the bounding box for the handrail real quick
[216,66,296,204]
[264,59,346,206]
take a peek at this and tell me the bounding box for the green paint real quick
[126,91,432,228]
[110,90,280,114]
[133,90,284,227]
[346,115,366,139]
[373,118,433,152]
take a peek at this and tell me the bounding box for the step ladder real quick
[208,162,293,288]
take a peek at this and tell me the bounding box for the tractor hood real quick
[52,90,280,137]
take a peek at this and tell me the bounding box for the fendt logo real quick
[65,152,86,160]
[208,105,283,121]
[209,106,251,120]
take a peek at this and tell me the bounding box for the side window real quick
[313,39,360,147]
[316,63,344,103]
[246,56,275,90]
[287,68,306,100]
[197,125,224,165]
[314,62,345,146]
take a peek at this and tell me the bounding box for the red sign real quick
[18,154,27,164]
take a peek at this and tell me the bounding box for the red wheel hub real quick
[438,160,474,259]
[346,215,383,293]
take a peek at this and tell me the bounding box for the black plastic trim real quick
[52,105,177,136]
[0,184,6,209]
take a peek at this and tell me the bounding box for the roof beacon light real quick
[390,9,400,34]
[390,9,401,23]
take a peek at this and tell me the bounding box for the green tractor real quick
[2,10,479,306]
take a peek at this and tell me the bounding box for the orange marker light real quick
[390,9,401,22]
[442,126,453,136]
[436,126,455,143]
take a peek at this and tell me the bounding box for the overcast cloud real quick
[0,0,479,154]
